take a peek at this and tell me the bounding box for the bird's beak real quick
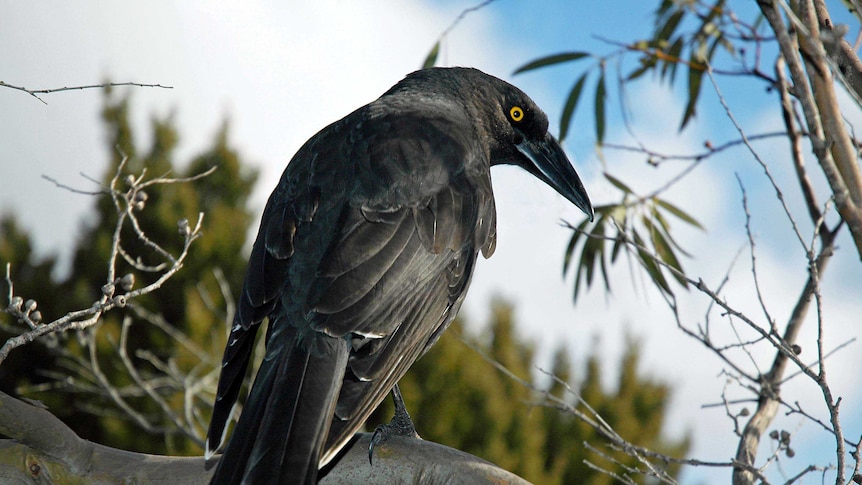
[516,134,594,221]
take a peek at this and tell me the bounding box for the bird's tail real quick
[210,322,349,484]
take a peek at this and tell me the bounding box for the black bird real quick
[206,67,593,484]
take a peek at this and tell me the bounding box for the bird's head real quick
[478,71,594,221]
[389,67,593,221]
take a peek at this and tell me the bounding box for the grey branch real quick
[0,391,531,485]
[0,81,173,105]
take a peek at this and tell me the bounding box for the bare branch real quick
[1,159,210,366]
[759,0,862,258]
[0,391,530,484]
[0,80,172,105]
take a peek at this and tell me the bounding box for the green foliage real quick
[515,2,732,303]
[564,172,703,303]
[513,52,591,74]
[514,0,740,139]
[370,300,690,484]
[423,40,440,69]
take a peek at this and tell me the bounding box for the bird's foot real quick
[368,384,420,465]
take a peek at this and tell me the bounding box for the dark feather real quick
[206,67,592,485]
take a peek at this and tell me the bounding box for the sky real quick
[2,1,861,483]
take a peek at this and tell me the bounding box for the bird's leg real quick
[368,383,420,464]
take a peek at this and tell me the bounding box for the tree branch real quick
[0,81,172,105]
[758,0,862,258]
[0,391,530,484]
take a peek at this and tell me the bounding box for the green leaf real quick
[594,70,607,144]
[573,236,593,301]
[513,52,590,74]
[652,224,689,288]
[655,0,675,18]
[604,172,634,194]
[626,61,653,82]
[422,41,440,69]
[563,218,591,276]
[656,9,685,43]
[652,208,693,257]
[662,37,684,81]
[644,214,687,287]
[595,223,611,293]
[559,73,588,141]
[610,231,624,263]
[680,53,705,130]
[583,228,600,287]
[656,199,705,230]
[633,229,672,295]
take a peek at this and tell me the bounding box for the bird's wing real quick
[309,105,497,464]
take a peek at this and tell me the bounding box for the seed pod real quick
[177,218,190,236]
[120,273,135,291]
[9,296,23,312]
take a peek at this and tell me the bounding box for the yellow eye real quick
[509,106,524,122]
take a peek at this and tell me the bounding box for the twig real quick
[1,161,208,365]
[0,81,172,105]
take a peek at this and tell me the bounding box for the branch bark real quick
[0,391,531,484]
[757,0,862,258]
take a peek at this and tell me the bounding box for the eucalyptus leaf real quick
[513,52,590,74]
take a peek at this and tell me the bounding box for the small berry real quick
[120,274,135,291]
[24,299,37,312]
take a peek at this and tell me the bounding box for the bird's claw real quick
[368,384,420,465]
[367,424,387,465]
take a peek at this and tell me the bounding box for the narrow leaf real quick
[594,223,611,293]
[610,231,624,263]
[626,62,652,82]
[514,52,590,74]
[422,41,440,69]
[563,218,590,276]
[594,70,607,144]
[662,37,685,81]
[656,199,704,230]
[652,208,693,257]
[583,230,599,286]
[604,172,635,194]
[559,73,588,141]
[652,226,689,288]
[633,229,672,295]
[657,10,685,42]
[680,53,705,130]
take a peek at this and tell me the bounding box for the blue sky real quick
[2,1,861,483]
